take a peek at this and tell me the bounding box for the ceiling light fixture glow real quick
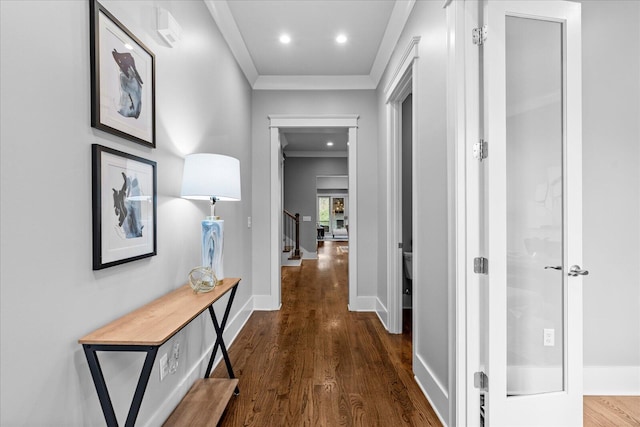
[336,34,347,44]
[279,34,291,44]
[327,142,334,147]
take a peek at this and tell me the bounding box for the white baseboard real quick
[584,365,640,395]
[145,296,254,426]
[252,295,281,311]
[414,353,449,427]
[375,297,389,329]
[348,296,377,311]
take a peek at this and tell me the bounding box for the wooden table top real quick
[78,278,241,346]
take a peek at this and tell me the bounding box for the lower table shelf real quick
[163,378,239,427]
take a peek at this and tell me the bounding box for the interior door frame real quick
[385,37,419,334]
[444,0,481,424]
[461,1,584,425]
[268,115,359,310]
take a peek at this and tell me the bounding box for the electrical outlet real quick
[543,329,555,347]
[169,342,179,374]
[247,216,252,228]
[159,353,169,381]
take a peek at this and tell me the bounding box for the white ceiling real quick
[282,128,348,156]
[204,0,416,90]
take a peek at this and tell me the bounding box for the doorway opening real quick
[268,115,359,311]
[401,94,413,334]
[385,38,418,334]
[317,190,349,242]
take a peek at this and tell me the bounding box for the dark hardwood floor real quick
[213,240,442,426]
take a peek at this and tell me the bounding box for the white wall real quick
[284,157,348,253]
[579,0,640,394]
[251,90,379,304]
[0,1,253,425]
[376,1,451,424]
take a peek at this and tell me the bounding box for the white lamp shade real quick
[181,153,241,201]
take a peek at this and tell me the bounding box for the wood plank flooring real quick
[213,240,441,426]
[584,396,640,427]
[212,240,639,426]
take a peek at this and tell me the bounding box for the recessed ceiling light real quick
[327,141,334,147]
[336,34,347,44]
[124,43,134,50]
[279,34,291,44]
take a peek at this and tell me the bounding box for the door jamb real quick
[445,0,480,424]
[268,115,359,310]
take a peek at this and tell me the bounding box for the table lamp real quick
[181,153,241,291]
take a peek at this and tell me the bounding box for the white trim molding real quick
[254,75,376,91]
[203,0,258,86]
[384,36,421,101]
[583,366,640,395]
[385,36,419,335]
[414,353,450,427]
[268,115,360,312]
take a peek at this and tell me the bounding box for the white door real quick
[479,1,585,425]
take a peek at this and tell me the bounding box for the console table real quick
[79,277,241,427]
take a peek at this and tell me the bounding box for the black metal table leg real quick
[83,345,118,427]
[124,347,158,427]
[83,344,158,427]
[204,284,240,394]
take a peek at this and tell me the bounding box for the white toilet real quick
[403,252,413,308]
[403,252,413,280]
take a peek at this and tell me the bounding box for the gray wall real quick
[0,1,253,425]
[376,1,451,422]
[251,90,379,302]
[284,157,348,253]
[580,0,640,374]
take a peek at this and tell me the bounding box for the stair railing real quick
[283,210,301,260]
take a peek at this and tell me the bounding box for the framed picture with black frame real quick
[92,144,157,270]
[90,0,156,148]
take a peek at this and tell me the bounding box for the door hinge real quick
[473,139,488,161]
[474,257,488,274]
[472,25,488,46]
[474,371,489,391]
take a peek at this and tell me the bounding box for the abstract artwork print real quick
[111,49,143,119]
[112,172,143,238]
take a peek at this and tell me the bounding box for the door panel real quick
[481,1,583,425]
[505,15,564,396]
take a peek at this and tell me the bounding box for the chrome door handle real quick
[568,265,589,277]
[545,266,562,270]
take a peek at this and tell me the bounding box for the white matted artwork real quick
[90,0,155,147]
[92,144,157,270]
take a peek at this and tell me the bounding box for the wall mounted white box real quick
[157,8,182,47]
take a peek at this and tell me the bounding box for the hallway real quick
[214,241,442,426]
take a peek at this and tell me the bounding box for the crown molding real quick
[254,75,376,91]
[205,0,415,90]
[203,0,258,86]
[369,0,416,87]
